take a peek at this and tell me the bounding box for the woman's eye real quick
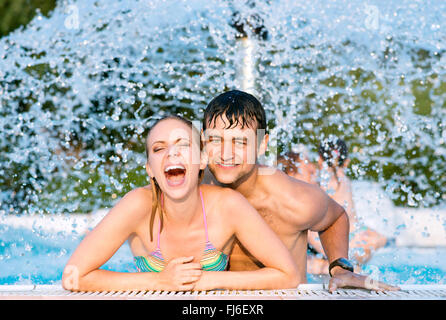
[153,147,164,152]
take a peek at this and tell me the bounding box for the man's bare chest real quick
[250,201,299,238]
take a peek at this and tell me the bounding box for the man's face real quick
[204,115,264,186]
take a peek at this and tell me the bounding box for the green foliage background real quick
[0,1,444,213]
[0,0,56,37]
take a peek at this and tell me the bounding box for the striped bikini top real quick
[134,189,228,272]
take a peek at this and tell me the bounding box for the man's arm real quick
[287,181,349,266]
[309,195,350,273]
[290,182,399,291]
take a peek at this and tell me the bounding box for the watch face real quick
[339,258,353,269]
[329,258,354,276]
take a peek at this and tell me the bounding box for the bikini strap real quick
[199,189,210,243]
[158,190,208,247]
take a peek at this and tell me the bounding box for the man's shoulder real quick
[262,169,324,201]
[261,170,329,225]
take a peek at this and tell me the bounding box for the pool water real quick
[0,226,137,285]
[1,225,445,286]
[308,246,446,285]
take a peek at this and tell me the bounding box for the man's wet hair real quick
[203,90,267,133]
[318,137,348,168]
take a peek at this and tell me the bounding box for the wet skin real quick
[203,115,400,291]
[203,116,346,282]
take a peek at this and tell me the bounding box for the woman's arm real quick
[62,188,200,292]
[66,256,202,292]
[193,189,300,290]
[62,188,153,291]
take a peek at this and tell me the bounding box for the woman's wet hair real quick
[203,90,267,133]
[145,115,204,241]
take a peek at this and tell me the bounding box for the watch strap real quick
[329,257,354,276]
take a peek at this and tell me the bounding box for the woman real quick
[62,115,299,291]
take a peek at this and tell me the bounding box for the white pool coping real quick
[0,284,445,300]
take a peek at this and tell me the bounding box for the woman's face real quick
[146,119,205,200]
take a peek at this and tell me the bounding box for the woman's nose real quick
[168,144,180,157]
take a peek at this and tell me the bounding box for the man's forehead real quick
[206,115,257,135]
[205,125,256,138]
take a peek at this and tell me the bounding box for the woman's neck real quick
[162,187,201,227]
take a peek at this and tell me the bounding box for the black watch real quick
[328,258,354,276]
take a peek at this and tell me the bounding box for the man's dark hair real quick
[203,90,267,132]
[318,137,348,168]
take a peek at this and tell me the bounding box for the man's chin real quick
[208,166,239,185]
[212,173,239,186]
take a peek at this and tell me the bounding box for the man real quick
[201,90,398,291]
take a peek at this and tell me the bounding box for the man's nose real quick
[221,141,234,161]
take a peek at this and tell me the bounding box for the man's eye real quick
[209,137,221,144]
[234,140,246,146]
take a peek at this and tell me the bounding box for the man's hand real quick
[328,267,400,292]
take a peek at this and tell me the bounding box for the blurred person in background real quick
[278,138,387,274]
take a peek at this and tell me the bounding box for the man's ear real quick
[200,130,206,146]
[200,150,208,170]
[257,133,269,156]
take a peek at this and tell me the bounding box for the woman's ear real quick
[343,158,351,168]
[145,162,154,179]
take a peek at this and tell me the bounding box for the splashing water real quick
[0,0,445,219]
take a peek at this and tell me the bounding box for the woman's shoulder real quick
[200,184,243,201]
[200,184,248,214]
[124,185,153,202]
[110,185,152,218]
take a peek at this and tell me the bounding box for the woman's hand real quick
[158,256,203,291]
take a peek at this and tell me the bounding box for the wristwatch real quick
[328,258,354,276]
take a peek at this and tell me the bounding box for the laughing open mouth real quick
[164,165,186,186]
